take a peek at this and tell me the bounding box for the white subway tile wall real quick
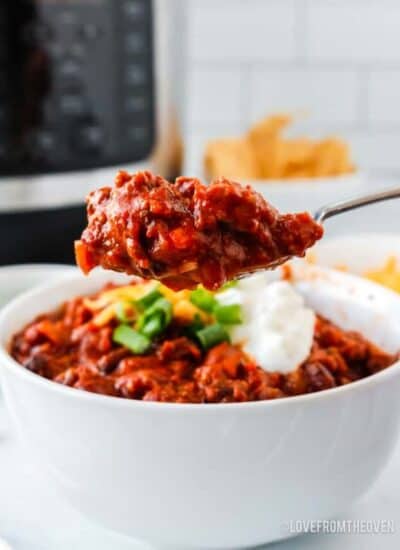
[184,0,400,176]
[368,71,400,124]
[249,69,359,127]
[187,68,242,127]
[190,0,297,62]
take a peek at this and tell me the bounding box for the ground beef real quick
[75,171,323,290]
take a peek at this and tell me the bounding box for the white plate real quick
[312,233,400,274]
[0,264,77,309]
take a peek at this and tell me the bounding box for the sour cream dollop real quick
[217,275,316,373]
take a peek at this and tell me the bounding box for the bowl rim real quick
[0,263,76,280]
[0,263,75,272]
[246,170,363,189]
[313,232,400,250]
[1,265,400,412]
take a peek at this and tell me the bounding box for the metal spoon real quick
[314,185,400,223]
[151,186,400,284]
[236,186,400,280]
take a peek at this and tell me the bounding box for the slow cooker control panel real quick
[0,0,155,175]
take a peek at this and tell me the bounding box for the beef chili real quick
[10,279,396,403]
[75,171,323,291]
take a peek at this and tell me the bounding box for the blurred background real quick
[1,0,399,266]
[184,0,400,177]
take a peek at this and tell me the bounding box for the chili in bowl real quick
[8,270,397,403]
[0,263,400,549]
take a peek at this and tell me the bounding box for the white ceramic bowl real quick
[1,264,400,550]
[312,233,400,274]
[0,264,76,308]
[250,171,363,213]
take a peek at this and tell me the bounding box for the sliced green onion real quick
[135,288,163,311]
[140,311,164,339]
[136,297,173,337]
[191,313,205,331]
[195,323,230,350]
[115,300,136,323]
[113,324,150,354]
[185,312,205,339]
[214,303,243,325]
[147,297,173,325]
[190,287,218,312]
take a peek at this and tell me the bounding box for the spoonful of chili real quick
[75,171,399,291]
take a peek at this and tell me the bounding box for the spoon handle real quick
[314,186,400,224]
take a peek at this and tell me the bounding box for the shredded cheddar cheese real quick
[88,280,210,327]
[84,281,158,311]
[364,256,400,293]
[173,299,210,323]
[92,303,120,327]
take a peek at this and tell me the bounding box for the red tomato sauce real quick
[75,171,323,290]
